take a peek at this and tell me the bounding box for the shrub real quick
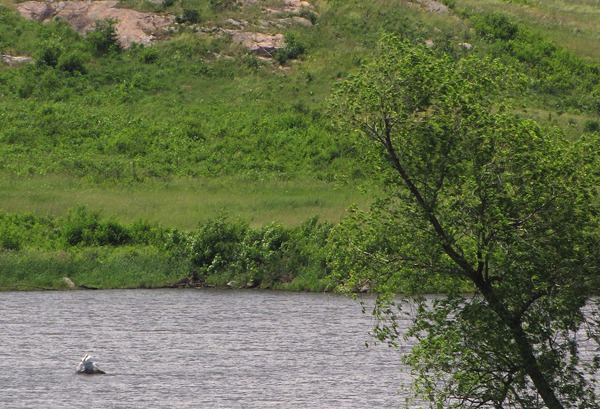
[298,8,318,25]
[589,95,600,115]
[210,0,238,13]
[61,206,132,246]
[140,47,159,64]
[0,223,22,251]
[176,9,201,24]
[95,220,132,246]
[275,33,306,64]
[87,18,121,55]
[237,222,291,286]
[583,119,600,133]
[473,13,519,42]
[36,41,63,67]
[57,51,87,74]
[61,206,100,246]
[130,219,163,245]
[188,215,247,274]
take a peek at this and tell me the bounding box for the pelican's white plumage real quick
[76,354,106,374]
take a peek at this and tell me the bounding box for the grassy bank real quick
[0,207,337,292]
[0,246,190,291]
[0,206,472,293]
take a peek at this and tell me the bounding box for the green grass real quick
[0,246,191,290]
[1,0,598,229]
[0,174,371,228]
[454,0,600,62]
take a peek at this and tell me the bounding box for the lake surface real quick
[0,289,415,408]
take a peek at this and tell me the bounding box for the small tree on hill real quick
[87,18,121,55]
[331,36,600,408]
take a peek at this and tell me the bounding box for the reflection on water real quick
[0,289,414,409]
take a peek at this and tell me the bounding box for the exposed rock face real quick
[1,54,33,65]
[14,0,315,55]
[226,31,285,56]
[15,1,174,48]
[225,0,315,56]
[411,0,449,13]
[265,0,312,14]
[13,0,451,56]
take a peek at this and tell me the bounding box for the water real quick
[0,289,414,409]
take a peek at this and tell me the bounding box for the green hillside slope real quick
[0,0,599,291]
[1,0,599,225]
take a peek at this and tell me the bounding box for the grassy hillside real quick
[454,0,600,63]
[1,0,599,290]
[1,0,599,226]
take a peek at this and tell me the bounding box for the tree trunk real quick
[478,283,565,409]
[510,321,565,409]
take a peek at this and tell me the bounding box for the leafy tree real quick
[332,36,600,408]
[87,18,121,55]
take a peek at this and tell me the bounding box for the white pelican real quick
[76,354,106,374]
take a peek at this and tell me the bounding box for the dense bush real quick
[187,215,248,277]
[275,33,307,64]
[57,51,87,74]
[36,41,63,67]
[473,13,519,42]
[61,206,131,246]
[0,222,22,250]
[181,216,333,289]
[139,46,159,64]
[0,212,59,251]
[583,119,600,133]
[176,9,201,24]
[87,19,121,55]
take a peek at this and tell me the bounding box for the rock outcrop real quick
[409,0,450,13]
[13,0,449,58]
[1,53,33,65]
[224,0,316,57]
[16,1,174,48]
[227,31,285,57]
